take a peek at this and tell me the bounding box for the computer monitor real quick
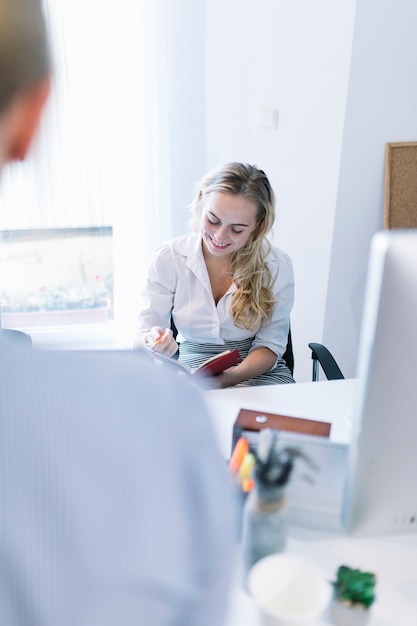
[343,229,417,536]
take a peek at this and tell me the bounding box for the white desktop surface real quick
[225,530,417,625]
[203,379,417,626]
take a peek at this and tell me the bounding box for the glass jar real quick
[241,484,287,584]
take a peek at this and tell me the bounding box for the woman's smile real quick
[208,235,230,249]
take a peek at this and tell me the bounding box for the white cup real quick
[247,553,331,626]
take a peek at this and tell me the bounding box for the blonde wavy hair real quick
[189,162,276,331]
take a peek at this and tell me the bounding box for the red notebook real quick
[144,347,241,377]
[193,348,240,377]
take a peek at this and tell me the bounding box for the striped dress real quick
[178,337,294,387]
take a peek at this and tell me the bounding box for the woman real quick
[134,162,295,387]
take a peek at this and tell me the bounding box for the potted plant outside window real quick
[0,278,111,327]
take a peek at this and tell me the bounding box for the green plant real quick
[332,565,376,608]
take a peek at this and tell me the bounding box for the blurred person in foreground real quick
[0,1,237,624]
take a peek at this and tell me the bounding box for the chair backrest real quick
[308,342,344,381]
[282,327,294,376]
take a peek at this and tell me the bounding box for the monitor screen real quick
[343,230,417,536]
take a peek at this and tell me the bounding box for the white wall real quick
[324,0,417,378]
[205,0,357,381]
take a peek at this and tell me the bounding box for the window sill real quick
[18,320,116,351]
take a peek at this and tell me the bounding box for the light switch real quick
[258,107,278,130]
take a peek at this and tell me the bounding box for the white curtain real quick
[0,0,174,346]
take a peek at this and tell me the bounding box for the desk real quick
[203,379,417,626]
[204,378,356,460]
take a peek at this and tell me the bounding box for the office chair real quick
[276,334,343,381]
[308,342,344,381]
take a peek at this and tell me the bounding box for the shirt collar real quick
[174,232,209,284]
[173,231,204,266]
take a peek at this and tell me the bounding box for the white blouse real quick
[137,232,295,359]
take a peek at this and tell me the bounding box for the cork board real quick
[384,142,417,229]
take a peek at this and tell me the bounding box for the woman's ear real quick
[4,77,51,162]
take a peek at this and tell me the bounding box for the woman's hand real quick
[195,368,238,390]
[144,326,178,357]
[208,369,238,389]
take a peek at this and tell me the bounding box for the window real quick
[0,1,173,348]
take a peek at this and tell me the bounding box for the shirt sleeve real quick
[250,248,295,359]
[136,244,178,335]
